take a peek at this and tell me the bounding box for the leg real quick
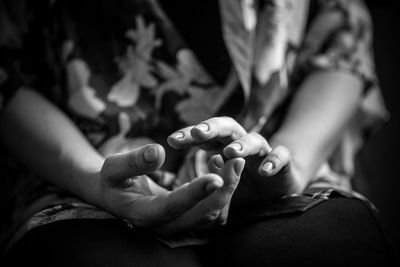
[206,197,399,266]
[4,219,204,267]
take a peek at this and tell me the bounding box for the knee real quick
[209,198,398,266]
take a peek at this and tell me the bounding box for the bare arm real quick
[169,70,363,196]
[269,70,363,187]
[0,88,105,206]
[0,88,245,234]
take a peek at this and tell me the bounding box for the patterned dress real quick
[0,0,388,251]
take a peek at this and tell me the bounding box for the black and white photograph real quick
[0,0,399,266]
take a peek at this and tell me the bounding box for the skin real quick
[169,70,363,202]
[0,88,244,236]
[0,69,362,234]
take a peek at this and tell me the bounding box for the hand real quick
[97,143,245,236]
[168,117,307,203]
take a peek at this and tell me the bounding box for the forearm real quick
[0,88,105,206]
[270,70,363,186]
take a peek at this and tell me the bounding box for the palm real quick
[97,143,245,236]
[101,175,170,227]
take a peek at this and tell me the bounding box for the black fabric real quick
[4,198,399,266]
[3,219,204,267]
[207,197,400,266]
[0,49,23,108]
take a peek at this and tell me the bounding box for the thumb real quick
[101,144,165,186]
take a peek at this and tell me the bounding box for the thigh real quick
[206,197,399,266]
[4,219,204,267]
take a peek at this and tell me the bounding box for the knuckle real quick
[245,132,269,155]
[274,146,291,163]
[248,132,263,141]
[225,116,241,129]
[218,115,232,121]
[279,146,292,158]
[214,116,236,127]
[223,116,236,124]
[277,145,291,156]
[247,132,264,146]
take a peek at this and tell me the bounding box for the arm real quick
[268,70,363,189]
[0,88,244,234]
[0,88,105,206]
[166,0,374,203]
[168,71,363,198]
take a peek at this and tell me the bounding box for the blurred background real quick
[359,0,400,230]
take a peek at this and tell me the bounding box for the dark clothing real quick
[4,197,399,266]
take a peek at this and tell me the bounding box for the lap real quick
[3,219,203,267]
[4,197,399,267]
[206,197,399,266]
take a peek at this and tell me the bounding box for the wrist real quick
[70,155,105,208]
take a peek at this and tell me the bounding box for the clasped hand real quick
[97,116,304,237]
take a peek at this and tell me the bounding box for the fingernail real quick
[205,180,223,193]
[195,123,210,132]
[261,162,273,173]
[229,142,242,151]
[214,155,224,169]
[234,160,245,176]
[171,131,184,139]
[144,146,158,163]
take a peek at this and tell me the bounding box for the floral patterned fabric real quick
[0,0,388,252]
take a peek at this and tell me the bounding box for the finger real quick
[208,154,224,176]
[208,156,244,223]
[223,132,272,159]
[205,157,245,207]
[156,158,245,235]
[101,144,165,186]
[146,174,224,224]
[191,117,247,143]
[167,126,194,149]
[148,170,176,190]
[168,117,247,149]
[145,176,170,195]
[258,145,291,177]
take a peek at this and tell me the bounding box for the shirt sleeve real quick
[298,0,377,92]
[297,0,389,132]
